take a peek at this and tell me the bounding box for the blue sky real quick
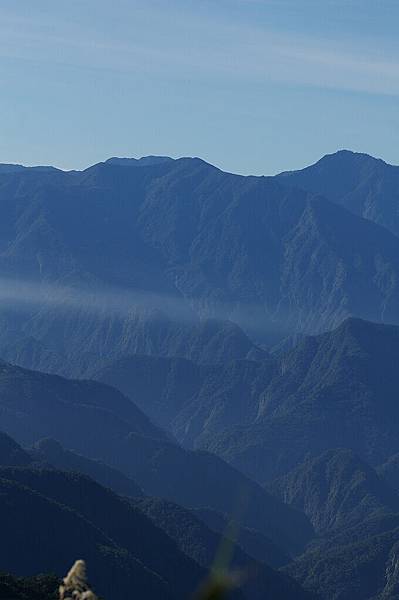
[0,0,398,174]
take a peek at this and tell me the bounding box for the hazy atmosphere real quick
[2,3,399,600]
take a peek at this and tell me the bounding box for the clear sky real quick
[1,0,398,175]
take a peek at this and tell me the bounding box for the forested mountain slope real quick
[0,361,312,556]
[268,449,399,534]
[0,431,314,600]
[274,449,399,600]
[96,318,399,485]
[1,155,399,375]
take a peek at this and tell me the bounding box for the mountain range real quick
[0,364,312,556]
[1,149,399,600]
[0,150,399,378]
[95,317,399,484]
[0,430,314,600]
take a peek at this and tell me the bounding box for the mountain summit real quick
[277,149,399,236]
[104,156,175,167]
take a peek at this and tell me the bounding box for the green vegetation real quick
[0,572,58,600]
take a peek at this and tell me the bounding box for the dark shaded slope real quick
[192,507,290,567]
[0,360,312,556]
[133,497,314,600]
[0,359,166,453]
[0,467,205,599]
[0,476,171,600]
[0,572,58,600]
[0,436,201,599]
[114,434,313,555]
[31,438,143,497]
[0,435,314,600]
[0,430,32,466]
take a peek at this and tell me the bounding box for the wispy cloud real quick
[0,278,196,323]
[0,277,308,338]
[0,1,398,96]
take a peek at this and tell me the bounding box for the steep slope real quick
[266,449,399,599]
[268,449,399,534]
[0,359,167,453]
[0,475,173,600]
[95,353,276,440]
[133,497,313,600]
[117,434,313,555]
[1,155,399,374]
[0,316,266,378]
[286,526,399,600]
[0,467,207,599]
[202,318,399,483]
[0,434,315,600]
[95,319,399,486]
[0,467,314,600]
[30,438,143,498]
[192,507,290,567]
[95,354,207,429]
[0,360,312,556]
[277,150,399,237]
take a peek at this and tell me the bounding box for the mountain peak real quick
[278,149,389,179]
[317,148,388,167]
[105,155,174,168]
[276,148,396,207]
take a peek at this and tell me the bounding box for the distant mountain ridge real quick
[0,150,399,375]
[1,149,399,599]
[0,163,60,173]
